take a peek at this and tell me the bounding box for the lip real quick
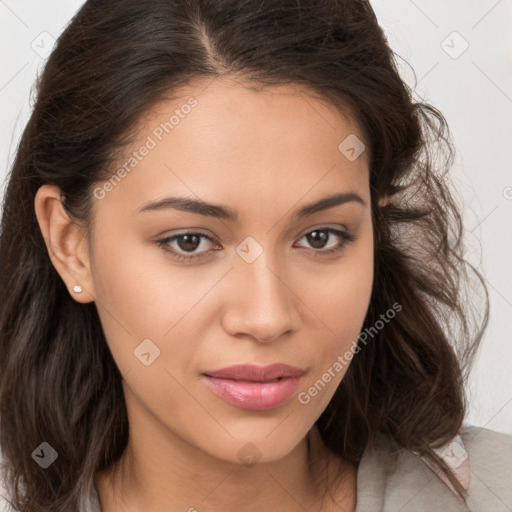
[204,363,305,381]
[202,363,305,411]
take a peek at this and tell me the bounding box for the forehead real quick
[95,77,370,220]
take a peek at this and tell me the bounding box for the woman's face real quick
[82,77,373,463]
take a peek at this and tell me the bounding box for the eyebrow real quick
[137,191,367,221]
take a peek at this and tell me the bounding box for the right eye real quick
[156,232,221,262]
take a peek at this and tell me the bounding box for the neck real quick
[94,426,352,512]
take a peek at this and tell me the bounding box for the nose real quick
[221,252,301,343]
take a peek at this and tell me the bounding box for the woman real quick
[0,1,510,511]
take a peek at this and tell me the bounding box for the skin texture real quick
[34,76,374,511]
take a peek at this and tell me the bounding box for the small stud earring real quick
[73,285,83,293]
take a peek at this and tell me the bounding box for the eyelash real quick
[156,228,356,263]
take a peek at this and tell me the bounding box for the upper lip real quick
[203,363,305,381]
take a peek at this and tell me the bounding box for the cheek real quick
[303,227,373,381]
[91,224,211,329]
[88,227,212,373]
[310,226,373,338]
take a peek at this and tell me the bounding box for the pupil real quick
[178,234,200,251]
[308,230,327,249]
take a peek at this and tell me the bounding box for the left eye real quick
[156,228,355,262]
[295,228,354,252]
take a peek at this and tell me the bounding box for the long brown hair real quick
[0,0,488,509]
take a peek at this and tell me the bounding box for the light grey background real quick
[1,1,511,434]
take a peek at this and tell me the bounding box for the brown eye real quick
[305,230,330,249]
[295,228,355,255]
[174,234,202,252]
[156,232,219,262]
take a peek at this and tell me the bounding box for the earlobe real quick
[378,185,402,207]
[378,195,393,207]
[34,184,95,304]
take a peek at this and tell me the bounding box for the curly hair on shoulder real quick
[0,0,488,509]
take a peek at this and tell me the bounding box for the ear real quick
[378,194,393,207]
[34,184,95,303]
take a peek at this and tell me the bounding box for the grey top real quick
[353,425,512,511]
[2,425,511,511]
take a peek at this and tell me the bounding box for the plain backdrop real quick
[1,1,511,435]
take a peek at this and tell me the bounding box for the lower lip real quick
[202,375,302,410]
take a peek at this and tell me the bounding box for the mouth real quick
[201,363,305,411]
[203,363,306,381]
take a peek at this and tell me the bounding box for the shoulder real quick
[458,425,512,511]
[354,424,512,512]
